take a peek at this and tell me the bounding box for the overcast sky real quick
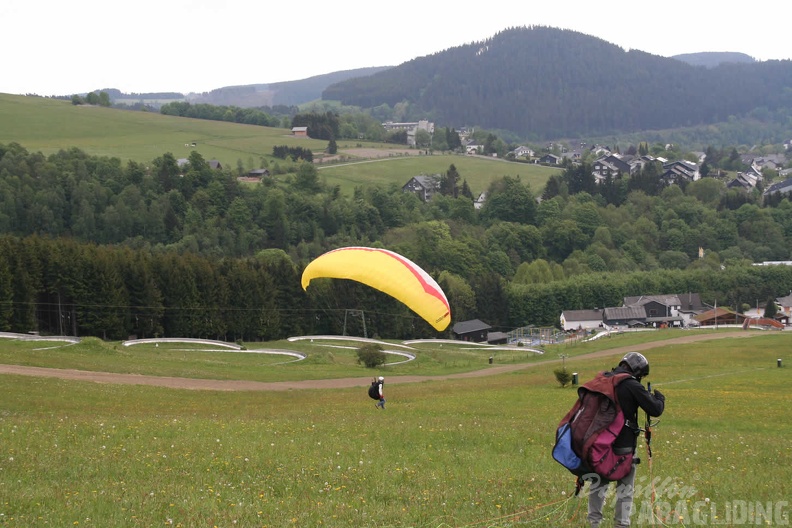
[3,0,791,97]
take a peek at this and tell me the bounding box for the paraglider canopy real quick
[301,246,451,331]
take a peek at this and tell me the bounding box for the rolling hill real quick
[321,26,792,141]
[0,93,328,164]
[0,93,558,197]
[68,28,792,149]
[185,67,392,107]
[103,67,392,110]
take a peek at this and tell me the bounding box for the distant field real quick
[0,93,328,164]
[317,151,558,197]
[0,93,561,196]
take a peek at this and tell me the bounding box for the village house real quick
[740,153,786,173]
[603,306,647,328]
[693,307,746,327]
[464,140,482,154]
[474,191,487,210]
[775,292,792,319]
[623,294,685,327]
[628,154,658,173]
[592,154,633,182]
[727,171,761,190]
[589,144,612,157]
[561,149,583,163]
[558,292,726,333]
[247,168,270,178]
[510,145,535,158]
[382,119,434,147]
[763,177,792,199]
[538,153,561,165]
[402,174,441,202]
[660,160,699,185]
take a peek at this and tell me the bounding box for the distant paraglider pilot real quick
[369,376,385,409]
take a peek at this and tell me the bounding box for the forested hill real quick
[186,67,392,107]
[672,52,756,68]
[321,26,792,140]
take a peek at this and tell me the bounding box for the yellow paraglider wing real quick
[301,247,451,331]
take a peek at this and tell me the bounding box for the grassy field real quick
[0,93,328,164]
[0,329,740,382]
[0,336,544,382]
[316,155,557,198]
[0,93,560,197]
[1,330,789,527]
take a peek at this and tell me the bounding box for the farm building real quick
[559,309,603,331]
[452,319,492,342]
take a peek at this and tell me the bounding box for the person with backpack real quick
[586,352,665,528]
[368,376,385,409]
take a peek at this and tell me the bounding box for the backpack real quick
[552,371,635,482]
[368,380,381,400]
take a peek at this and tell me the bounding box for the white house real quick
[560,309,603,331]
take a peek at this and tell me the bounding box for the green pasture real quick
[0,331,790,527]
[0,93,327,165]
[316,154,558,197]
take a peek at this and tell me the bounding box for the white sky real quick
[3,0,791,97]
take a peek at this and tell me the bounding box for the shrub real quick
[357,344,386,368]
[554,367,573,387]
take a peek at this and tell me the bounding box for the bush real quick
[357,344,386,368]
[554,367,573,387]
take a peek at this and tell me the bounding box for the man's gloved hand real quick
[653,389,664,401]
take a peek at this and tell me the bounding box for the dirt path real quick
[0,332,762,391]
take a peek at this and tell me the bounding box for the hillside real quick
[0,93,551,197]
[672,51,756,68]
[0,93,329,164]
[98,67,392,110]
[321,26,792,141]
[182,67,391,108]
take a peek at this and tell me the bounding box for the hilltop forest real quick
[322,26,792,142]
[3,140,792,340]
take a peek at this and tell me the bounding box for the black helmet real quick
[620,352,649,379]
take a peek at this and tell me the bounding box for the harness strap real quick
[574,476,584,497]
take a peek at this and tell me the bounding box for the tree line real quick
[272,145,313,162]
[0,234,405,341]
[2,233,791,341]
[160,101,285,128]
[3,141,792,338]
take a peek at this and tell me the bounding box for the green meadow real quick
[0,93,559,197]
[0,93,329,164]
[1,330,790,527]
[316,156,557,198]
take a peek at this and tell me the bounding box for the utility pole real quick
[343,309,367,338]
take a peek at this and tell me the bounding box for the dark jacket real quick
[613,366,665,450]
